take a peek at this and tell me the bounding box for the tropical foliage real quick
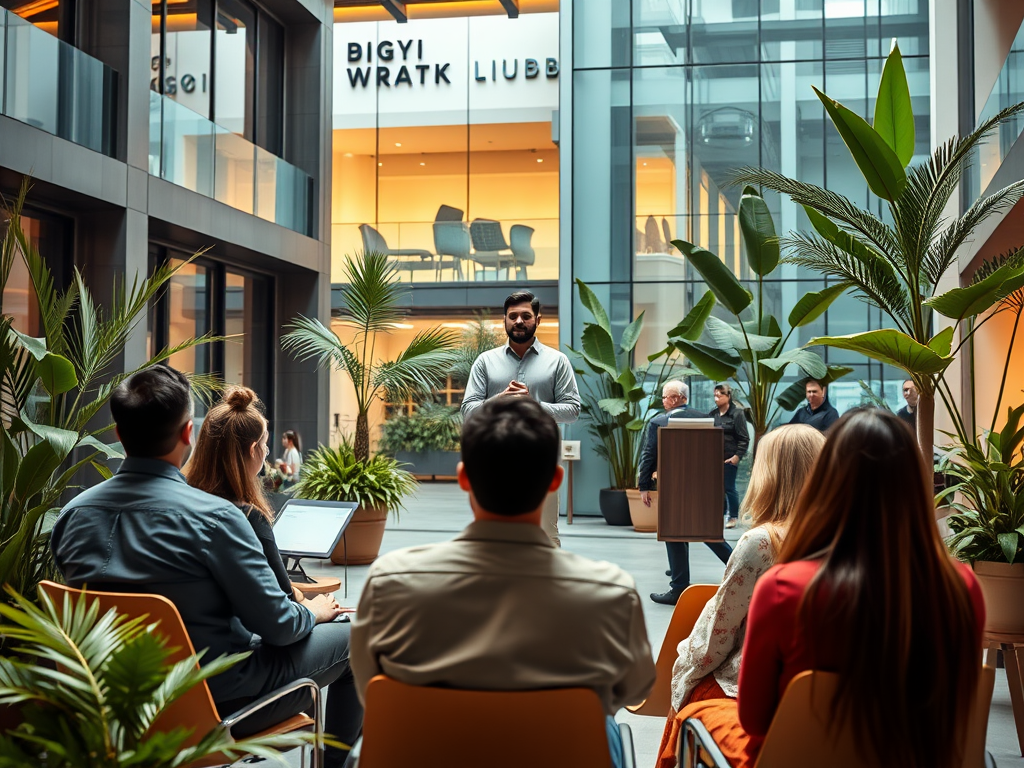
[449,313,503,385]
[292,441,417,517]
[666,188,852,442]
[731,41,1024,462]
[569,280,694,489]
[0,587,312,767]
[379,401,461,455]
[0,183,214,600]
[281,252,459,462]
[943,403,1024,565]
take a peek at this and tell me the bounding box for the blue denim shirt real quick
[50,457,314,701]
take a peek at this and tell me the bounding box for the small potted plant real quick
[943,402,1024,634]
[292,440,417,564]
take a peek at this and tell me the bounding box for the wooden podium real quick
[657,425,725,542]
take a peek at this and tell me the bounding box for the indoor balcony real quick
[0,9,117,156]
[148,91,314,237]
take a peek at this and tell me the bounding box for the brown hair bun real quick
[223,386,257,411]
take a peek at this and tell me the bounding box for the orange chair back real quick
[628,584,717,717]
[359,675,614,768]
[753,666,996,768]
[38,581,226,768]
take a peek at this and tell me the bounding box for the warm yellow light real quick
[395,142,402,147]
[419,162,426,166]
[536,158,543,163]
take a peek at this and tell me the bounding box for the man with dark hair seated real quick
[351,396,655,765]
[51,366,362,767]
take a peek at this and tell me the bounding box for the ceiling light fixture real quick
[419,162,425,166]
[395,142,402,147]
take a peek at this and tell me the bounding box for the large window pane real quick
[690,0,759,66]
[256,12,284,155]
[574,0,631,69]
[166,261,210,376]
[153,0,213,119]
[215,0,256,137]
[633,0,687,66]
[761,0,824,61]
[573,69,632,283]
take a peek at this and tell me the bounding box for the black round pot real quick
[599,488,633,526]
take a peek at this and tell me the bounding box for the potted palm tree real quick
[281,251,458,563]
[0,181,215,602]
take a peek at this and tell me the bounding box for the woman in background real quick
[709,384,748,529]
[656,424,825,768]
[677,408,984,768]
[279,429,303,482]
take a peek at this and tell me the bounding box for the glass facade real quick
[571,0,930,416]
[331,13,560,283]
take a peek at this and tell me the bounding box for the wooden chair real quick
[628,584,718,717]
[679,666,998,768]
[351,675,635,768]
[38,581,322,768]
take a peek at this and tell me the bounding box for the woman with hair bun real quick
[184,386,309,603]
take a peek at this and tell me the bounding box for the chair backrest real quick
[627,584,718,717]
[754,666,997,768]
[359,223,389,254]
[433,220,471,258]
[661,217,673,247]
[435,204,464,222]
[509,224,536,266]
[38,580,227,767]
[470,219,509,252]
[358,676,614,768]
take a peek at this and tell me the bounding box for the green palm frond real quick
[729,167,902,256]
[371,327,459,402]
[337,251,406,335]
[783,231,913,330]
[924,180,1024,286]
[281,316,351,372]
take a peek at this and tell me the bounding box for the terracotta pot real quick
[625,489,658,533]
[331,504,388,565]
[973,560,1024,634]
[598,488,632,526]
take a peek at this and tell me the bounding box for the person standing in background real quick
[788,379,840,432]
[710,384,749,530]
[897,380,918,434]
[278,429,303,482]
[461,290,580,547]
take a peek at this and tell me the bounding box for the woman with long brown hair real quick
[184,386,310,603]
[677,407,985,768]
[656,424,825,768]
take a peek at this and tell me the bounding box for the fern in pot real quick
[292,441,416,565]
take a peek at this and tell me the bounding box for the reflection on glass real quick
[3,0,67,39]
[152,0,212,118]
[214,127,255,214]
[160,95,215,195]
[574,0,631,69]
[761,0,823,61]
[2,218,39,335]
[632,0,687,66]
[690,0,759,65]
[224,272,247,386]
[3,14,116,154]
[167,261,209,376]
[215,0,256,137]
[971,21,1024,199]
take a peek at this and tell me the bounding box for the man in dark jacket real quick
[640,380,733,606]
[788,379,840,432]
[51,366,362,767]
[896,380,918,434]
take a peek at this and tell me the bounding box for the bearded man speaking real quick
[461,291,580,546]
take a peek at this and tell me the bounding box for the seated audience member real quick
[351,396,656,766]
[656,424,825,768]
[50,367,361,767]
[676,408,985,768]
[183,385,299,601]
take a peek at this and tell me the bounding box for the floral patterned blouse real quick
[670,526,776,710]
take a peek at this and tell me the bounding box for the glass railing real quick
[330,217,559,284]
[968,21,1024,201]
[1,10,117,156]
[149,91,314,237]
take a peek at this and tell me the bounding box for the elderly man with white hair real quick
[638,380,733,606]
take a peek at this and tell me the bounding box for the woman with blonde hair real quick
[656,423,825,768]
[677,408,984,768]
[184,386,309,603]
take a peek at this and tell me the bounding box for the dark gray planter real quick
[395,450,460,479]
[599,488,632,526]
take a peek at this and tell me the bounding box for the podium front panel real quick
[657,428,725,542]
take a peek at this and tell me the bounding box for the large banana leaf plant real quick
[568,280,697,489]
[1,182,215,600]
[665,188,852,443]
[0,587,317,766]
[281,251,459,462]
[732,41,1024,463]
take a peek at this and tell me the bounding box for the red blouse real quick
[736,558,985,742]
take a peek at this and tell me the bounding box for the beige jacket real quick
[350,520,656,715]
